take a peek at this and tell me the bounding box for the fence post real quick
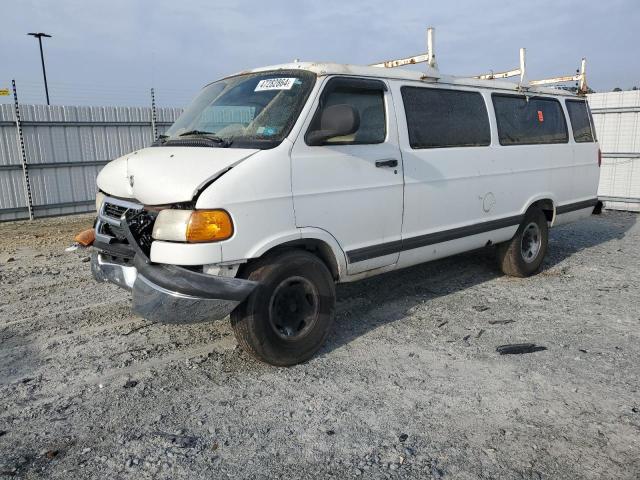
[150,87,158,140]
[12,79,34,221]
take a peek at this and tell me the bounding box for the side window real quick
[492,94,569,145]
[401,87,491,148]
[306,78,386,145]
[566,100,595,142]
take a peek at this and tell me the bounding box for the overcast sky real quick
[2,0,639,107]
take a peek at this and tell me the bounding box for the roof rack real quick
[529,57,587,94]
[370,27,439,79]
[473,48,527,84]
[474,47,588,95]
[370,27,588,95]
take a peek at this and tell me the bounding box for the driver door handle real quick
[375,159,398,168]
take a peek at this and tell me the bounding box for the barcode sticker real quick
[255,78,297,91]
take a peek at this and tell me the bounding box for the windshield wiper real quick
[178,130,232,147]
[179,130,224,140]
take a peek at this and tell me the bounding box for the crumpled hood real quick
[96,146,259,205]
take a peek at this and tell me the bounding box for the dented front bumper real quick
[91,195,257,323]
[91,252,257,323]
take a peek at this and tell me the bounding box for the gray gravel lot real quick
[0,211,639,479]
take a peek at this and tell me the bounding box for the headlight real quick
[95,191,106,212]
[152,209,234,243]
[152,209,191,241]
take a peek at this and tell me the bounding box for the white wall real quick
[588,91,640,212]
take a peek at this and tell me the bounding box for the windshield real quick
[163,70,316,149]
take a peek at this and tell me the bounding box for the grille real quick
[95,196,145,251]
[103,202,128,220]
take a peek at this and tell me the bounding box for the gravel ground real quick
[0,211,639,479]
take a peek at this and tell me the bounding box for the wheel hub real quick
[269,276,319,339]
[520,222,542,263]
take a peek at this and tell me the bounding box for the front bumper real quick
[91,206,257,323]
[91,253,256,323]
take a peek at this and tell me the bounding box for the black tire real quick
[497,208,549,277]
[230,249,336,366]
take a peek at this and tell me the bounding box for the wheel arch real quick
[523,195,557,225]
[243,229,347,281]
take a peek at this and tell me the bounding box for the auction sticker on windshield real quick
[255,78,297,91]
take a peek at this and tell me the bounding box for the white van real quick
[92,61,600,365]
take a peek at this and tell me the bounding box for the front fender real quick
[246,227,349,280]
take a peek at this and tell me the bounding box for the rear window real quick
[492,94,568,145]
[401,87,491,149]
[566,100,595,143]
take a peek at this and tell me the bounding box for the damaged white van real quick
[92,61,600,365]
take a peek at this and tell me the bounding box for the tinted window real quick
[492,94,568,145]
[401,87,491,148]
[307,78,386,145]
[566,100,595,142]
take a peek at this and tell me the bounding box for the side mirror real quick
[306,104,360,146]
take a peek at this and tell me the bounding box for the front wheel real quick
[230,249,336,366]
[497,209,549,277]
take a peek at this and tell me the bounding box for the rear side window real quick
[401,87,491,148]
[492,94,568,145]
[307,77,386,145]
[566,100,595,142]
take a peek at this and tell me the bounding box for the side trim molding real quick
[347,214,523,264]
[346,197,599,264]
[556,198,598,214]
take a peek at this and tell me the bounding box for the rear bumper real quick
[91,252,257,323]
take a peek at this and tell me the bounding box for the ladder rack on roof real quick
[370,27,589,95]
[370,27,438,70]
[474,48,527,83]
[473,48,588,94]
[530,57,587,92]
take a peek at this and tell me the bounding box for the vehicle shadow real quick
[319,211,637,357]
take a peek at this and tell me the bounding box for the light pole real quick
[27,32,52,105]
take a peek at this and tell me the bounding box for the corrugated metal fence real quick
[588,91,640,212]
[2,94,639,221]
[0,103,181,221]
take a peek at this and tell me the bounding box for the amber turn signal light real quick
[186,210,233,243]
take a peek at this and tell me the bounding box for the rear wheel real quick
[497,208,549,277]
[230,249,336,366]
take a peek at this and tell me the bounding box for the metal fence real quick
[0,100,181,221]
[2,91,639,222]
[588,91,640,212]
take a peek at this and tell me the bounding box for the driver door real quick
[291,77,404,275]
